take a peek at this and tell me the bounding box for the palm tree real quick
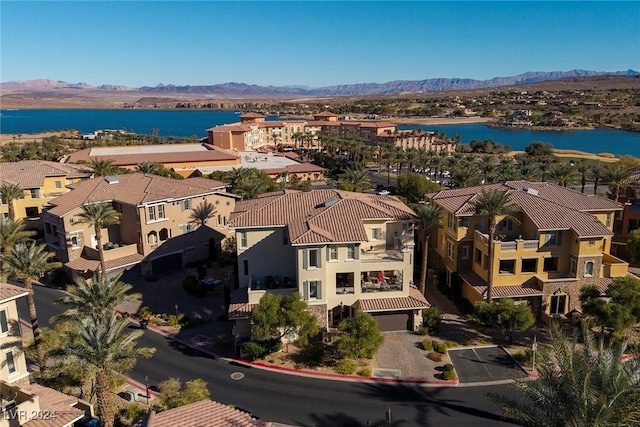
[135,161,162,175]
[450,161,482,188]
[413,204,443,296]
[472,189,518,302]
[54,273,141,323]
[575,160,590,193]
[605,163,634,201]
[0,217,35,279]
[189,201,217,227]
[76,202,122,274]
[340,166,371,193]
[90,158,117,177]
[548,162,579,187]
[62,314,154,427]
[591,163,604,195]
[1,242,61,374]
[488,325,640,427]
[0,183,24,221]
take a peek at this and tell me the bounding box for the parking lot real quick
[448,346,527,384]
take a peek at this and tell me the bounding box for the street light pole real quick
[144,375,149,406]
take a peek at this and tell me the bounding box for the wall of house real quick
[0,299,29,385]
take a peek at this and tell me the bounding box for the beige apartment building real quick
[207,112,457,153]
[0,160,92,232]
[42,173,238,280]
[425,181,629,322]
[1,283,94,427]
[228,189,429,337]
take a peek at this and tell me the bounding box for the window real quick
[159,228,169,241]
[499,259,515,274]
[30,189,39,198]
[371,228,382,240]
[605,213,612,228]
[550,295,567,315]
[447,241,454,259]
[521,258,537,273]
[148,206,156,221]
[147,231,158,244]
[0,309,8,334]
[243,260,249,276]
[459,217,469,228]
[588,239,596,247]
[498,218,513,231]
[304,280,322,300]
[70,236,79,248]
[328,245,338,261]
[217,214,222,226]
[157,204,165,219]
[543,257,559,272]
[25,207,39,219]
[283,229,289,245]
[55,180,62,189]
[461,245,470,260]
[239,232,247,248]
[402,223,413,235]
[585,261,594,276]
[570,259,577,275]
[630,219,640,232]
[305,248,321,269]
[5,351,16,374]
[544,231,562,247]
[181,199,192,211]
[347,244,357,260]
[475,248,482,265]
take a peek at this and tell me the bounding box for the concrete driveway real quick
[448,346,527,384]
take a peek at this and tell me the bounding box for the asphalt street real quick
[448,347,527,384]
[22,285,521,427]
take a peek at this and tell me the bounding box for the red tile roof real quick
[459,271,544,298]
[47,173,228,217]
[65,253,145,273]
[0,160,92,189]
[22,383,85,427]
[146,399,269,427]
[239,112,265,119]
[230,190,415,245]
[358,286,429,312]
[228,288,254,319]
[0,283,29,303]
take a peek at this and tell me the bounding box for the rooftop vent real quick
[522,186,538,196]
[105,176,119,185]
[322,197,339,208]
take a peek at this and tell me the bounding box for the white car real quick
[376,190,390,196]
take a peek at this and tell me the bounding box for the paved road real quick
[449,347,527,384]
[22,286,520,427]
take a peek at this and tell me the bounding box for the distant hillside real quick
[2,69,638,97]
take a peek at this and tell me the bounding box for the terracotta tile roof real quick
[146,399,269,427]
[358,286,429,312]
[47,173,228,217]
[459,271,544,298]
[0,160,92,189]
[65,253,145,273]
[585,277,614,294]
[239,112,265,119]
[207,124,254,132]
[230,190,415,245]
[228,288,254,319]
[314,111,338,117]
[65,144,238,166]
[340,121,396,129]
[22,383,85,427]
[0,283,30,302]
[259,163,325,176]
[426,181,617,237]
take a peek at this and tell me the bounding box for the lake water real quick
[1,109,639,157]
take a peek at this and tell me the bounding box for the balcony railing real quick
[602,253,628,278]
[84,242,139,262]
[250,275,296,291]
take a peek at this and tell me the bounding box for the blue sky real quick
[1,1,638,88]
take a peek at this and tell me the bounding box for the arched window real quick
[147,231,157,244]
[585,261,594,276]
[159,228,169,241]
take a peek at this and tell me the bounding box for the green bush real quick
[416,325,430,336]
[335,358,357,375]
[357,368,372,377]
[116,404,148,427]
[178,314,196,328]
[138,306,152,319]
[433,341,448,354]
[241,341,268,360]
[421,307,442,332]
[421,339,433,351]
[443,364,457,380]
[167,315,179,326]
[299,342,325,367]
[444,340,459,348]
[427,351,442,362]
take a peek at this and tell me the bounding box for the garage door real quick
[151,252,183,276]
[372,312,411,332]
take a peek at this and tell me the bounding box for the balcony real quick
[361,270,403,293]
[84,242,139,262]
[250,275,296,291]
[474,230,539,252]
[360,243,408,263]
[602,253,628,278]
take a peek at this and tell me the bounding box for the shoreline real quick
[388,116,494,126]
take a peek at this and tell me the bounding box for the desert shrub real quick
[138,306,152,319]
[421,307,442,332]
[511,346,552,367]
[178,314,196,328]
[433,341,448,354]
[241,341,268,360]
[182,274,207,297]
[335,358,357,375]
[167,315,179,326]
[421,339,433,351]
[116,404,148,427]
[416,325,430,336]
[444,340,459,348]
[427,351,442,362]
[443,364,457,380]
[357,368,372,377]
[299,342,325,367]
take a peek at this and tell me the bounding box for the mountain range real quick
[2,69,639,97]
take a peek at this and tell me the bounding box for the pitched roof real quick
[358,286,430,312]
[22,383,85,427]
[47,173,228,217]
[459,271,544,298]
[230,190,415,245]
[145,399,269,427]
[65,144,238,166]
[239,112,265,119]
[426,181,619,238]
[65,253,145,273]
[228,288,254,319]
[0,283,29,303]
[0,160,92,189]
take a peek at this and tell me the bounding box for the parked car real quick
[376,189,390,196]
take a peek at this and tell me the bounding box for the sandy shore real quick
[389,116,494,125]
[0,131,78,146]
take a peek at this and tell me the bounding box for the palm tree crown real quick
[472,188,518,302]
[0,183,24,221]
[90,158,117,177]
[76,202,122,274]
[413,203,443,295]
